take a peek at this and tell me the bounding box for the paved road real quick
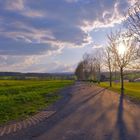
[2,83,140,140]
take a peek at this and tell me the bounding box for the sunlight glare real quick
[118,42,126,56]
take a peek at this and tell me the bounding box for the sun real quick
[118,42,126,56]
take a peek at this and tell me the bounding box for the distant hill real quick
[0,72,75,80]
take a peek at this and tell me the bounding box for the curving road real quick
[2,82,140,140]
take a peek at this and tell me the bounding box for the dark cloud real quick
[0,0,131,56]
[0,37,59,55]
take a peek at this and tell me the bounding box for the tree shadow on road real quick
[21,86,106,139]
[106,91,133,140]
[105,91,127,140]
[116,91,127,140]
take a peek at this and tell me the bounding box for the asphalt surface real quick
[1,82,140,140]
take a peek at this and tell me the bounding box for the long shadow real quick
[106,89,140,140]
[78,88,107,105]
[22,87,106,139]
[106,91,128,140]
[116,91,127,140]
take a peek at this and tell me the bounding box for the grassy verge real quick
[99,82,140,102]
[0,80,74,124]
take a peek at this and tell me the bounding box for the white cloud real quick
[65,0,79,3]
[5,0,45,18]
[81,1,127,32]
[5,0,25,11]
[42,61,75,73]
[92,43,103,49]
[128,0,138,5]
[0,21,55,43]
[22,9,45,18]
[0,55,75,73]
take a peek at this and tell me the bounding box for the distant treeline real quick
[101,71,140,81]
[75,70,140,82]
[0,72,75,80]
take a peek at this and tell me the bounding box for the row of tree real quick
[75,1,140,94]
[75,50,103,83]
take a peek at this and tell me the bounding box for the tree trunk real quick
[120,67,124,94]
[98,67,101,84]
[115,69,117,82]
[109,69,112,87]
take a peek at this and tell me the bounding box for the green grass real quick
[100,82,140,102]
[0,80,74,124]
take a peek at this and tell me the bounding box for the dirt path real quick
[2,82,140,140]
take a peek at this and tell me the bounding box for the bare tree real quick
[89,57,96,81]
[75,53,94,81]
[75,49,103,83]
[126,1,140,70]
[104,46,114,87]
[82,53,91,80]
[127,1,140,42]
[94,49,103,84]
[83,52,99,82]
[75,61,85,81]
[108,31,138,94]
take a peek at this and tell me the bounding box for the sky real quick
[0,0,137,73]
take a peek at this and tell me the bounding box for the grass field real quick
[0,80,73,124]
[100,82,140,102]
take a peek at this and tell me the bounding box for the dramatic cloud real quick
[0,0,134,72]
